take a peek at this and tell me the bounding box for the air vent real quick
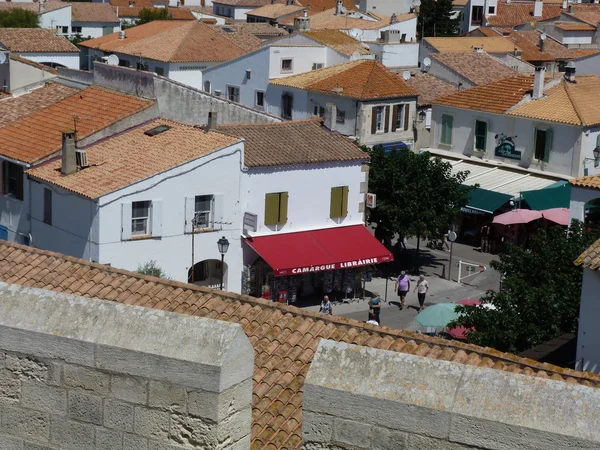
[76,149,89,168]
[144,125,171,136]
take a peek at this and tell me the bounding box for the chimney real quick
[533,0,543,18]
[323,103,337,132]
[294,10,310,31]
[564,60,576,82]
[532,66,545,99]
[208,111,218,129]
[61,131,77,176]
[335,0,343,16]
[119,30,126,39]
[39,0,45,13]
[539,32,546,52]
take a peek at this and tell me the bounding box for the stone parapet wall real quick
[0,282,253,450]
[303,340,600,450]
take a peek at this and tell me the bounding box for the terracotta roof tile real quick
[485,2,562,27]
[425,36,517,53]
[298,0,355,10]
[71,2,119,23]
[270,59,417,99]
[509,30,576,62]
[0,28,78,53]
[0,82,78,127]
[109,0,168,6]
[576,237,600,270]
[247,3,304,18]
[281,8,414,30]
[300,29,371,56]
[434,75,534,114]
[80,20,255,63]
[404,72,456,106]
[214,0,281,6]
[218,119,367,167]
[1,241,598,449]
[574,48,600,57]
[220,22,289,38]
[430,52,518,86]
[0,0,70,14]
[564,5,600,26]
[114,6,195,19]
[556,22,596,31]
[0,86,153,164]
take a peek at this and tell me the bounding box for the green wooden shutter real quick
[265,193,279,225]
[330,187,342,218]
[441,115,453,145]
[544,128,553,162]
[279,192,288,224]
[341,186,348,217]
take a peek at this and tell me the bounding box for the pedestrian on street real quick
[480,224,489,253]
[395,271,410,310]
[368,293,382,324]
[366,311,379,326]
[319,295,333,315]
[413,274,429,312]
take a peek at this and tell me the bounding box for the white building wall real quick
[96,142,244,292]
[359,0,412,15]
[242,161,366,237]
[307,92,358,136]
[0,161,30,245]
[346,18,418,43]
[576,268,600,374]
[188,11,225,23]
[39,6,71,30]
[357,98,417,146]
[575,54,600,76]
[561,30,594,46]
[212,3,252,19]
[569,185,600,224]
[430,105,585,177]
[265,84,310,120]
[367,42,418,68]
[75,22,121,39]
[16,52,79,69]
[267,46,330,78]
[168,62,216,89]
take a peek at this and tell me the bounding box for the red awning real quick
[244,225,393,277]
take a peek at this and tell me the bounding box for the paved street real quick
[303,238,500,332]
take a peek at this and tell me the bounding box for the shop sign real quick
[460,206,490,216]
[276,256,392,276]
[494,134,521,160]
[243,212,258,232]
[366,193,376,208]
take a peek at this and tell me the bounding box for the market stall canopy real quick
[542,207,570,226]
[244,225,393,277]
[492,209,543,225]
[521,181,571,210]
[464,187,512,215]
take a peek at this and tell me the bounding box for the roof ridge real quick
[218,118,319,128]
[168,20,198,62]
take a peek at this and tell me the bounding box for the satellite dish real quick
[402,70,411,81]
[423,57,431,67]
[107,54,119,66]
[351,50,361,59]
[0,53,6,65]
[540,32,547,41]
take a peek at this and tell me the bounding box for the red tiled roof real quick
[0,28,78,53]
[508,30,576,62]
[0,0,70,14]
[0,87,154,164]
[404,72,456,106]
[575,237,600,270]
[485,2,562,27]
[430,52,518,86]
[0,241,598,450]
[114,6,196,19]
[71,2,119,23]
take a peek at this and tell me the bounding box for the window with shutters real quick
[330,186,349,219]
[376,106,384,131]
[227,85,240,103]
[264,192,288,226]
[255,91,265,108]
[43,188,52,225]
[132,201,151,236]
[395,105,404,130]
[474,120,487,151]
[282,92,293,119]
[534,128,552,162]
[441,114,453,145]
[194,195,213,229]
[2,161,23,201]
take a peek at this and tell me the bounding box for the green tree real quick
[449,222,599,354]
[137,260,170,279]
[366,146,471,270]
[418,0,460,38]
[0,9,40,28]
[69,34,92,46]
[138,7,171,24]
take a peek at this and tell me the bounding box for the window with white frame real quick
[281,58,293,73]
[72,26,82,34]
[376,106,384,131]
[194,195,213,229]
[227,85,240,103]
[131,201,151,236]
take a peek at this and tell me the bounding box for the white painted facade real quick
[366,42,419,68]
[72,22,121,39]
[576,267,600,374]
[345,17,418,43]
[358,0,413,15]
[574,52,600,76]
[430,103,600,179]
[462,0,498,33]
[212,2,252,19]
[13,52,79,69]
[187,10,225,23]
[39,5,72,32]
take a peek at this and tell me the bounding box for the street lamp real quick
[217,236,229,291]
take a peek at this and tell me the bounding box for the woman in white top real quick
[413,275,429,312]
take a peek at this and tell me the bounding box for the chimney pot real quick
[564,60,576,82]
[61,131,77,176]
[208,111,218,129]
[532,66,546,99]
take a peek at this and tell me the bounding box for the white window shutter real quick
[121,203,132,241]
[185,197,195,233]
[151,200,162,237]
[213,194,224,230]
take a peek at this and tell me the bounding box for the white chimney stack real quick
[61,131,77,176]
[533,0,543,17]
[323,103,337,132]
[335,0,344,15]
[533,66,546,99]
[119,30,126,39]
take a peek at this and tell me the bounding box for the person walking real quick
[368,293,382,324]
[395,271,410,310]
[319,295,333,315]
[413,274,429,312]
[480,224,490,253]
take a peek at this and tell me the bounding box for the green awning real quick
[521,182,571,210]
[463,187,512,215]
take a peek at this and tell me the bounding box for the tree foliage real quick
[137,260,170,279]
[449,222,599,354]
[418,0,460,38]
[0,9,39,28]
[138,7,171,24]
[366,146,471,246]
[69,34,92,46]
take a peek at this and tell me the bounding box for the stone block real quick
[104,399,134,432]
[23,443,60,450]
[1,406,50,441]
[148,382,186,413]
[110,375,147,405]
[123,433,148,450]
[227,435,252,450]
[0,353,5,370]
[188,379,252,422]
[0,433,24,450]
[21,380,67,415]
[147,441,190,450]
[133,407,169,440]
[95,428,123,450]
[332,418,371,449]
[216,408,251,444]
[64,365,110,395]
[302,412,333,443]
[407,434,479,450]
[68,390,103,425]
[371,426,408,450]
[46,362,62,387]
[170,413,216,447]
[49,417,94,450]
[5,355,48,381]
[0,369,21,405]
